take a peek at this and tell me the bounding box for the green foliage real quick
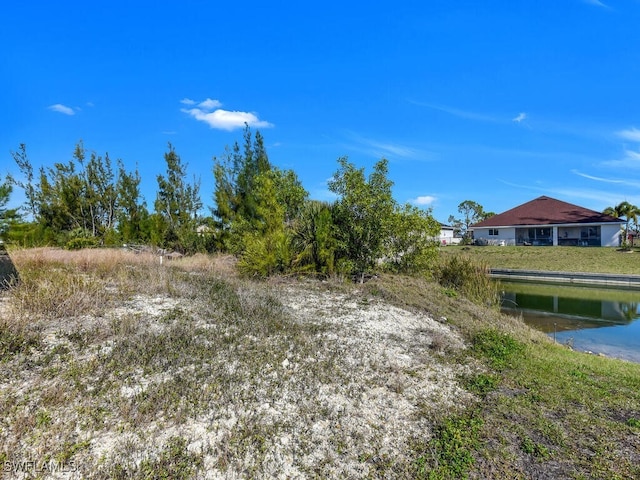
[416,413,483,479]
[520,435,550,459]
[213,126,276,250]
[627,418,640,428]
[0,180,20,241]
[472,329,524,370]
[434,255,499,305]
[65,237,99,250]
[384,203,440,274]
[603,201,639,248]
[235,168,299,276]
[462,372,500,397]
[329,157,395,282]
[154,143,202,252]
[8,142,148,247]
[447,200,493,243]
[237,229,293,277]
[212,127,308,273]
[116,160,147,244]
[292,200,337,275]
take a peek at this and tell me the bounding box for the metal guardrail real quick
[489,268,640,289]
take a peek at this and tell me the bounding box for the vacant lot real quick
[1,248,639,479]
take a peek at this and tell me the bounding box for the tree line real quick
[1,127,442,280]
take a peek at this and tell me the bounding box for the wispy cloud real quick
[571,170,625,184]
[583,0,608,8]
[181,98,273,131]
[617,127,640,142]
[411,195,437,206]
[197,98,222,110]
[411,101,497,122]
[512,112,527,123]
[600,127,640,169]
[497,179,627,209]
[551,187,631,208]
[342,131,428,160]
[48,104,75,115]
[601,151,640,170]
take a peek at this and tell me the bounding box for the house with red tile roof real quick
[469,196,624,247]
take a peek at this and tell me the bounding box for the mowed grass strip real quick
[439,245,640,274]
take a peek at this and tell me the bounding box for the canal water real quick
[500,281,640,363]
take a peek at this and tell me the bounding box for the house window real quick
[488,229,499,236]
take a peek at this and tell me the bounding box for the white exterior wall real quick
[472,227,516,245]
[601,224,621,247]
[439,230,462,245]
[439,228,454,244]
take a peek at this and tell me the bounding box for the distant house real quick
[469,196,624,247]
[438,223,460,245]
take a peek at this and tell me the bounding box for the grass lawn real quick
[439,245,640,274]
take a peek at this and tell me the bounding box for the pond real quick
[499,281,640,363]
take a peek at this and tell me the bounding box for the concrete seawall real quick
[489,268,640,289]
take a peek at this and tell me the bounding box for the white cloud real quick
[181,98,272,131]
[411,195,436,206]
[512,112,527,123]
[617,127,640,142]
[198,98,222,109]
[571,170,625,184]
[48,104,75,115]
[182,107,273,131]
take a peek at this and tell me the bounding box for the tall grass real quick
[433,254,500,306]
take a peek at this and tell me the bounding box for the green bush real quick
[65,237,99,250]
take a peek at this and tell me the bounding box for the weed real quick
[472,329,524,370]
[462,373,500,397]
[0,320,40,360]
[35,409,52,428]
[627,418,640,428]
[520,435,550,459]
[416,412,483,479]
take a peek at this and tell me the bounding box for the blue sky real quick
[2,0,640,223]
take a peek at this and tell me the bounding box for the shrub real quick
[434,255,499,306]
[65,237,98,250]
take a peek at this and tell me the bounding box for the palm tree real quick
[603,201,640,248]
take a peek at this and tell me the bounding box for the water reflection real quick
[500,282,640,363]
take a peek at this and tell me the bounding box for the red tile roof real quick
[471,196,624,228]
